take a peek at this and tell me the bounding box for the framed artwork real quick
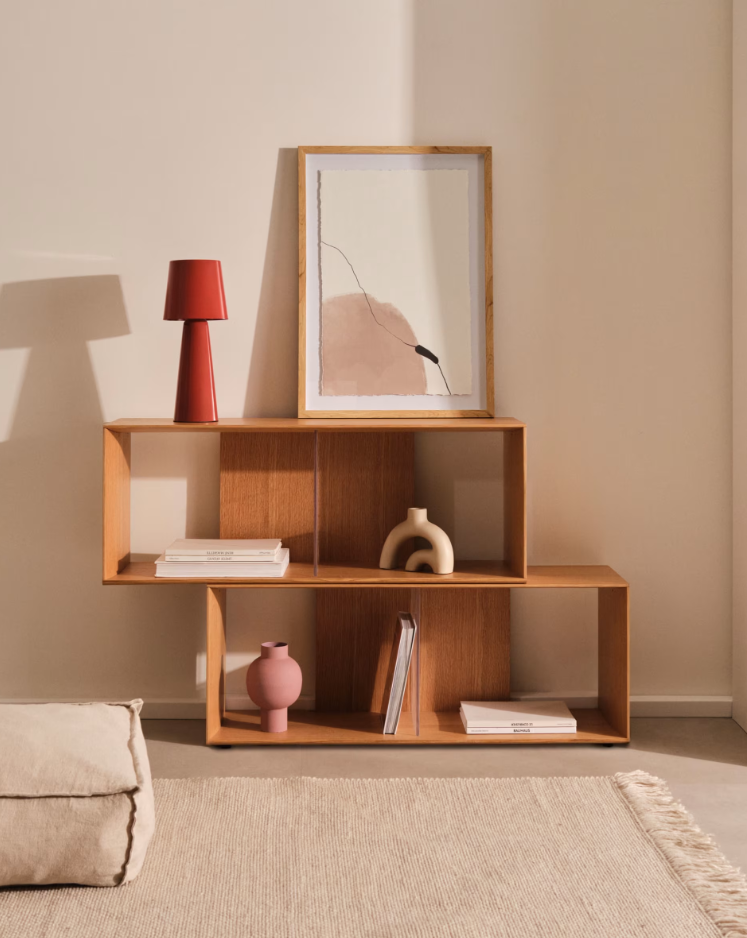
[298,146,494,418]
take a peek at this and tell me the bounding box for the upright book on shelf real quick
[381,613,417,734]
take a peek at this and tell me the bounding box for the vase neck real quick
[260,642,288,660]
[407,507,428,524]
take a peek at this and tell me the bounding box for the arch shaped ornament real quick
[379,508,454,575]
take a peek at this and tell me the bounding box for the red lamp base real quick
[174,320,218,423]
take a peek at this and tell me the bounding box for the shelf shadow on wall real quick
[243,148,299,417]
[0,276,129,687]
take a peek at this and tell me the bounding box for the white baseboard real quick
[0,694,733,719]
[511,692,733,718]
[510,692,598,709]
[629,696,732,717]
[140,700,207,719]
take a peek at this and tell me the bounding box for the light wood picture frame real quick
[298,146,494,418]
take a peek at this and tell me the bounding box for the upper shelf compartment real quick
[104,417,525,432]
[103,417,527,585]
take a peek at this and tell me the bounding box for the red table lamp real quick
[164,260,227,423]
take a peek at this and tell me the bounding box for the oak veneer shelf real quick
[206,580,629,746]
[105,417,523,432]
[103,416,630,747]
[103,416,528,584]
[105,563,626,589]
[212,708,625,746]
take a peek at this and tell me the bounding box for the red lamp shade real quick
[164,260,227,423]
[164,259,228,322]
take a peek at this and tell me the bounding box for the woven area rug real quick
[2,772,746,938]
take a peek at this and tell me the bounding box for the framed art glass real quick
[298,146,494,418]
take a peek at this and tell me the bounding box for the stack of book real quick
[459,700,577,735]
[155,539,289,578]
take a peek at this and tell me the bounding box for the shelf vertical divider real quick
[410,588,421,737]
[504,426,527,579]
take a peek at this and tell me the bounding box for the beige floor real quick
[142,717,747,872]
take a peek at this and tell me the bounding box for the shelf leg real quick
[206,586,227,744]
[598,586,630,740]
[410,588,421,737]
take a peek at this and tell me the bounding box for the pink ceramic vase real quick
[246,642,302,733]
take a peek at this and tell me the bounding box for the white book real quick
[460,700,576,729]
[165,548,282,563]
[164,538,282,559]
[459,710,576,735]
[155,549,289,578]
[382,613,417,735]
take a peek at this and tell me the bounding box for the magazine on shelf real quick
[459,700,577,732]
[381,613,417,735]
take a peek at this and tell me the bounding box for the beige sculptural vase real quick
[379,507,454,575]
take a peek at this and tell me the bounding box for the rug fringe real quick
[616,770,747,938]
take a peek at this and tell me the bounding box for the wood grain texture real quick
[504,427,527,578]
[316,589,413,712]
[214,708,625,745]
[299,409,497,419]
[298,146,307,418]
[316,588,509,715]
[318,432,414,566]
[483,147,494,417]
[102,428,130,580]
[220,432,315,563]
[598,586,630,740]
[525,566,628,588]
[102,560,518,585]
[103,563,625,588]
[206,587,227,744]
[315,433,415,712]
[419,590,510,711]
[106,417,523,432]
[298,147,491,155]
[297,146,494,418]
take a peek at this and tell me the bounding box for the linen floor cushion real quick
[0,700,155,887]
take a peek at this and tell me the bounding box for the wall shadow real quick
[243,148,299,417]
[0,276,129,692]
[0,275,210,702]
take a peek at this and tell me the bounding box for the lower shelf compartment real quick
[211,708,628,746]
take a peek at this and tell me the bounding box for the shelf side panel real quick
[317,432,415,566]
[316,589,414,712]
[206,586,227,743]
[420,589,510,711]
[220,432,315,563]
[504,427,527,578]
[598,586,630,739]
[103,429,131,578]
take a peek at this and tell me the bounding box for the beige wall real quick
[0,1,732,709]
[734,3,747,730]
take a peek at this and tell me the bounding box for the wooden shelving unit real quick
[103,417,629,747]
